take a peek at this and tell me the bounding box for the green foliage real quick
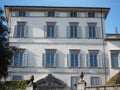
[0,7,16,79]
[0,80,29,90]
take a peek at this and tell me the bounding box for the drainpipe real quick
[101,8,107,83]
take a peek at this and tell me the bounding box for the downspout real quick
[101,9,107,83]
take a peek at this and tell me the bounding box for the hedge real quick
[0,80,29,90]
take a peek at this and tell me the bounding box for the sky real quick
[0,0,120,33]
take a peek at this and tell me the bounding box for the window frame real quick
[111,50,120,68]
[91,77,100,86]
[88,12,95,17]
[71,76,79,90]
[48,11,55,17]
[12,75,23,81]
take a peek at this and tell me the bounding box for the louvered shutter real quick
[67,12,70,17]
[67,26,70,38]
[44,12,47,17]
[85,12,88,17]
[44,25,47,37]
[77,12,81,17]
[85,26,89,38]
[67,54,70,67]
[86,54,90,67]
[55,12,59,17]
[15,11,19,16]
[97,53,103,67]
[26,11,29,16]
[54,54,58,67]
[77,26,82,38]
[42,53,46,67]
[54,26,58,38]
[80,54,85,67]
[24,25,28,37]
[22,52,28,67]
[96,26,100,38]
[14,25,17,37]
[95,13,99,18]
[118,53,120,67]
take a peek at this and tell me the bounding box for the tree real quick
[0,8,16,80]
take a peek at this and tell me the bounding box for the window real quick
[111,50,120,68]
[88,26,96,38]
[14,22,28,38]
[67,50,83,67]
[13,49,28,67]
[70,12,77,17]
[44,22,58,38]
[43,49,57,67]
[70,50,79,67]
[15,11,29,17]
[13,76,23,81]
[91,77,100,86]
[67,23,81,38]
[88,50,98,67]
[86,24,100,38]
[48,11,55,17]
[71,76,79,90]
[88,12,95,17]
[19,11,26,16]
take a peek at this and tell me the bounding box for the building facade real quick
[5,6,120,90]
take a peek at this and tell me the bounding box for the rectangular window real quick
[111,50,120,68]
[43,49,57,67]
[44,22,58,38]
[70,50,79,67]
[70,25,77,38]
[89,50,98,67]
[13,49,28,67]
[13,76,23,81]
[70,12,77,17]
[19,11,26,17]
[14,22,28,38]
[67,23,81,38]
[47,24,55,37]
[91,77,100,86]
[48,11,55,17]
[86,23,100,38]
[71,76,79,90]
[88,12,95,17]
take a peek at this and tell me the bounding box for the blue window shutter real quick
[96,26,100,38]
[77,26,82,38]
[67,26,70,38]
[44,25,47,37]
[42,53,46,67]
[14,25,17,37]
[85,26,89,38]
[67,54,70,67]
[54,26,58,38]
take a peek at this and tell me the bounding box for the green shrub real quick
[0,80,29,90]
